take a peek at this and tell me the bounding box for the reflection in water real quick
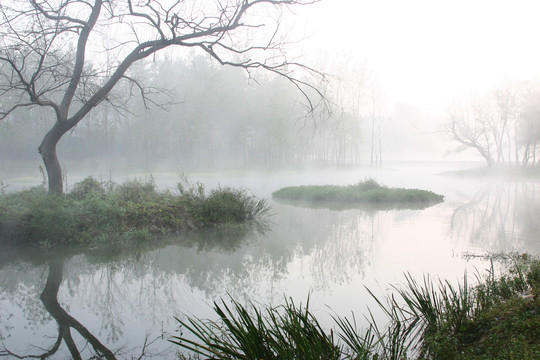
[0,257,120,359]
[307,210,381,290]
[272,197,441,211]
[1,174,538,357]
[39,257,116,359]
[451,182,540,252]
[0,208,383,358]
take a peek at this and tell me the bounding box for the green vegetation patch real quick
[0,176,271,247]
[173,254,540,360]
[392,254,540,360]
[272,178,444,209]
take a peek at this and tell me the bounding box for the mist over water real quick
[2,0,540,357]
[1,161,538,357]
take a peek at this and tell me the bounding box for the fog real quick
[0,58,447,187]
[2,2,540,182]
[299,0,540,110]
[1,1,540,358]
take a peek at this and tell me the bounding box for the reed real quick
[172,255,540,360]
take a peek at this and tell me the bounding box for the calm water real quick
[1,161,539,358]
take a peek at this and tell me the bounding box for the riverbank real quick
[173,253,540,360]
[0,176,271,247]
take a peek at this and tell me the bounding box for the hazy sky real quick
[297,0,540,113]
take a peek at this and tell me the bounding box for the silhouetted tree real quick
[0,0,322,193]
[448,97,495,168]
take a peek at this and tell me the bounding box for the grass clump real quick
[172,297,364,360]
[0,176,271,247]
[172,255,540,360]
[272,178,443,209]
[200,187,271,224]
[371,254,540,359]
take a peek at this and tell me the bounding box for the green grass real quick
[0,176,271,247]
[377,255,540,360]
[172,254,540,360]
[272,178,444,209]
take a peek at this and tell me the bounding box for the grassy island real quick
[173,253,540,360]
[272,178,444,208]
[0,176,270,247]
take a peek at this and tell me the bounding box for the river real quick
[1,161,539,358]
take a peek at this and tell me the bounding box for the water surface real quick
[1,162,538,358]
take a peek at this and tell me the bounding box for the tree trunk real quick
[485,156,495,168]
[39,125,67,194]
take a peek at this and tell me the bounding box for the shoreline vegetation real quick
[173,253,540,360]
[0,176,271,247]
[272,179,444,209]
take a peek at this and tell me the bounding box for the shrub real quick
[0,190,79,245]
[527,260,540,293]
[0,176,271,246]
[115,177,157,202]
[69,176,106,200]
[199,187,271,226]
[354,177,382,191]
[201,188,250,223]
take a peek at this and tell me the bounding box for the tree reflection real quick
[307,209,381,290]
[0,208,386,357]
[1,256,117,359]
[450,182,540,252]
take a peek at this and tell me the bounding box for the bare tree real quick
[491,82,518,166]
[0,0,322,193]
[517,80,540,166]
[446,81,540,168]
[447,98,496,168]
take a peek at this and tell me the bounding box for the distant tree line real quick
[1,55,372,171]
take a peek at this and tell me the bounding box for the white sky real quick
[296,0,540,113]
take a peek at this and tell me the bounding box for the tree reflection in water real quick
[0,256,164,359]
[1,257,115,358]
[0,227,257,359]
[40,257,116,359]
[0,208,385,357]
[1,197,466,359]
[450,182,540,252]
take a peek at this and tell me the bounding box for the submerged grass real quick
[173,254,540,360]
[0,176,271,247]
[272,178,444,208]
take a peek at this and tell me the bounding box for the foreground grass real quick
[0,176,271,246]
[272,179,444,208]
[172,254,539,360]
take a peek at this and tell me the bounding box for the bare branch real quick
[0,0,324,192]
[0,331,62,359]
[0,102,35,120]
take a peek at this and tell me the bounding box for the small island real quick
[272,178,444,209]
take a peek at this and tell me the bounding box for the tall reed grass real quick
[172,255,540,360]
